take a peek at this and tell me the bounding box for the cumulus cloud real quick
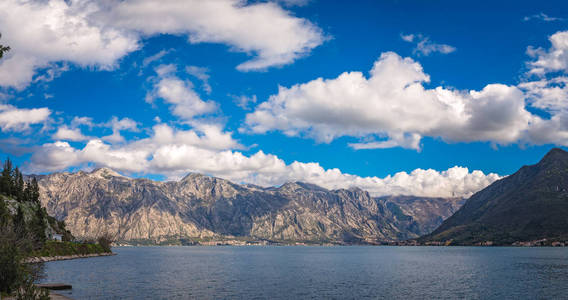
[71,116,96,129]
[147,65,217,120]
[102,117,138,143]
[0,0,325,89]
[0,0,139,89]
[29,123,499,197]
[51,116,138,143]
[527,31,568,75]
[52,126,89,141]
[401,33,456,56]
[0,104,51,132]
[100,0,325,71]
[519,76,568,112]
[31,123,242,173]
[243,52,534,149]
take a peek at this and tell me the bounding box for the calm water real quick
[41,246,568,299]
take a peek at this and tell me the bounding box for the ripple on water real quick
[41,246,568,299]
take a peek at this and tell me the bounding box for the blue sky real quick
[0,0,567,197]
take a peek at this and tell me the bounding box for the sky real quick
[0,0,567,198]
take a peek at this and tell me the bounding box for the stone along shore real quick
[25,252,116,263]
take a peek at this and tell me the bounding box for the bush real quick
[97,233,114,253]
[0,230,24,294]
[15,274,49,300]
[0,227,48,299]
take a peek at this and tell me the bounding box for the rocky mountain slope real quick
[422,148,568,245]
[37,168,462,244]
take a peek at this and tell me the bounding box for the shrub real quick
[97,233,114,253]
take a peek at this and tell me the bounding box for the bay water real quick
[41,246,568,299]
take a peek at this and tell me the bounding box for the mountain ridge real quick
[422,148,568,245]
[35,168,464,245]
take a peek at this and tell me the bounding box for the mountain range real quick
[422,148,568,246]
[36,168,463,245]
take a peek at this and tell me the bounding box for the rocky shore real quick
[25,252,115,263]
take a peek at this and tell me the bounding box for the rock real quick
[36,169,462,244]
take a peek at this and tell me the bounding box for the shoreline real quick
[25,252,116,263]
[112,243,568,248]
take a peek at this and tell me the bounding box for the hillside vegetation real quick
[0,159,110,298]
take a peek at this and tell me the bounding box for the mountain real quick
[37,168,462,245]
[377,195,465,238]
[422,148,568,245]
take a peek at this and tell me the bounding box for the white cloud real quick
[52,126,89,141]
[186,66,211,94]
[102,117,138,143]
[52,116,138,143]
[147,65,217,120]
[527,31,568,75]
[243,52,533,149]
[142,49,170,68]
[151,123,243,151]
[0,0,325,89]
[523,13,564,22]
[349,133,422,150]
[30,123,499,198]
[0,104,51,131]
[401,33,456,56]
[0,0,139,89]
[71,116,95,129]
[99,0,325,71]
[231,94,258,110]
[519,76,568,112]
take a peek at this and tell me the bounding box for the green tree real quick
[30,206,47,249]
[23,179,32,203]
[0,158,14,196]
[14,167,25,202]
[0,229,24,295]
[13,205,26,240]
[0,33,10,60]
[30,178,40,203]
[0,197,10,227]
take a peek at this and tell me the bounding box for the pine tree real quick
[0,197,9,227]
[13,205,26,239]
[0,158,14,196]
[31,206,47,248]
[31,178,40,204]
[23,179,32,203]
[14,167,24,202]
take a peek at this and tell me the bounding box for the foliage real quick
[0,158,112,298]
[0,227,48,298]
[0,158,40,203]
[15,277,50,300]
[33,241,110,257]
[0,228,24,294]
[97,233,114,253]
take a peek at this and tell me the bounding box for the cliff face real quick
[423,148,568,245]
[38,168,462,244]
